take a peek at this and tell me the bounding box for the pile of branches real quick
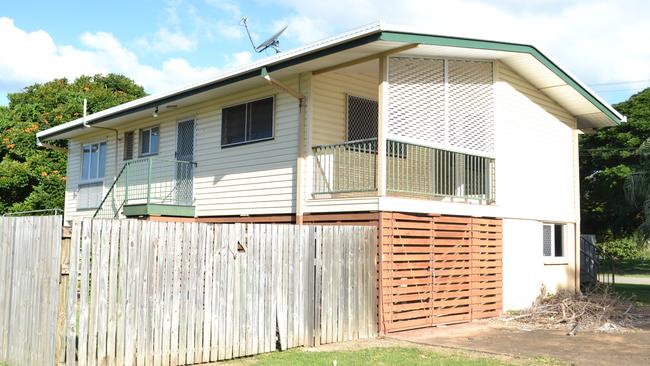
[504,286,646,335]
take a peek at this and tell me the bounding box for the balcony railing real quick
[312,138,495,203]
[386,140,495,203]
[94,157,195,219]
[312,138,378,195]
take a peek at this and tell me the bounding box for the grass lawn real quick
[224,346,563,366]
[610,258,650,277]
[613,283,650,305]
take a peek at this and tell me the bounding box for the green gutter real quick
[380,31,622,125]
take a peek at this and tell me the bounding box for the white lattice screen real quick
[388,57,494,155]
[448,60,494,153]
[388,57,445,145]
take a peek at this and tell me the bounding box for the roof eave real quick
[378,29,624,126]
[37,23,624,141]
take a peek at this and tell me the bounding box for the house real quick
[36,22,624,332]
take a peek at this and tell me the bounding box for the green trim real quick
[123,204,195,217]
[380,31,622,125]
[40,34,382,140]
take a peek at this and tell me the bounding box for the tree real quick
[580,87,650,240]
[0,74,146,214]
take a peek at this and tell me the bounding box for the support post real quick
[146,158,152,205]
[573,127,581,293]
[377,57,389,196]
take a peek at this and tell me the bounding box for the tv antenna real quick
[240,17,288,54]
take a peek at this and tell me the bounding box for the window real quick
[543,223,564,257]
[347,95,378,141]
[140,126,159,156]
[79,142,106,209]
[123,131,134,160]
[221,97,274,146]
[81,142,106,182]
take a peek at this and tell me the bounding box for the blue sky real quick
[1,0,650,106]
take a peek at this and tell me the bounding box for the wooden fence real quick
[62,219,377,366]
[0,216,63,366]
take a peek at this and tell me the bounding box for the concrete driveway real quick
[387,321,650,366]
[615,275,650,285]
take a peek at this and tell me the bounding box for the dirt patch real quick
[389,320,650,366]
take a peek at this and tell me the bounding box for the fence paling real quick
[59,219,377,365]
[0,216,62,366]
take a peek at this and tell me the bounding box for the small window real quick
[347,95,378,141]
[543,223,564,257]
[221,97,274,146]
[81,142,106,182]
[140,126,159,156]
[123,131,134,160]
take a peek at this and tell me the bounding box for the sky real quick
[1,0,650,107]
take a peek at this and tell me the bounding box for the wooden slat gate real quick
[381,213,502,332]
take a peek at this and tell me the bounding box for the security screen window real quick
[221,97,274,146]
[347,95,378,141]
[123,131,134,160]
[543,223,565,257]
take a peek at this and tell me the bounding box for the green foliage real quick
[0,74,145,214]
[597,236,642,262]
[580,88,650,239]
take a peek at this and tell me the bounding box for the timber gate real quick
[380,212,502,332]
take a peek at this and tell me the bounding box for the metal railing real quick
[94,157,195,218]
[386,140,495,203]
[312,138,495,203]
[312,138,378,195]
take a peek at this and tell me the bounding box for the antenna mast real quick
[240,17,258,52]
[239,17,287,54]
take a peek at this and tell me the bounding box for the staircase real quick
[94,157,195,219]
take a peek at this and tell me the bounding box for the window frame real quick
[543,223,565,258]
[123,131,135,161]
[220,96,275,148]
[80,141,107,184]
[139,125,160,157]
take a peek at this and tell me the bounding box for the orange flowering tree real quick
[0,74,145,214]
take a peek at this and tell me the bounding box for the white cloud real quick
[225,51,253,68]
[273,16,326,45]
[214,21,243,40]
[274,0,650,93]
[0,17,219,95]
[135,27,197,53]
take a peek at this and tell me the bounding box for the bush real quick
[597,236,642,262]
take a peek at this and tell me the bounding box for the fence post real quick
[55,225,72,365]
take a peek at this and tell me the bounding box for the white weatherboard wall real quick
[310,68,378,146]
[503,219,576,311]
[193,77,302,216]
[64,77,302,221]
[493,61,577,222]
[305,67,379,213]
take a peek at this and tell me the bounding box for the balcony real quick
[312,139,495,203]
[94,157,195,219]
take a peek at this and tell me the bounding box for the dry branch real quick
[504,285,647,334]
